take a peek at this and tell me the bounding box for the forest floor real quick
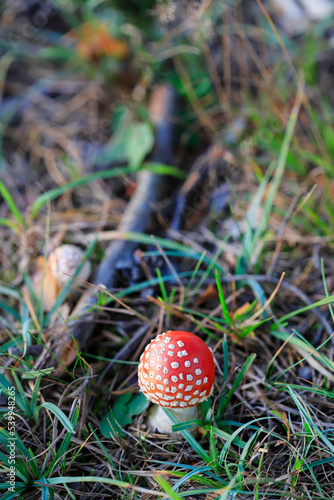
[1,1,334,499]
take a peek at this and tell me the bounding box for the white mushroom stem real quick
[147,404,198,434]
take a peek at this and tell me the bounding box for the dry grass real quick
[1,1,334,498]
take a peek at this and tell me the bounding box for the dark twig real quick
[98,323,152,384]
[34,85,177,373]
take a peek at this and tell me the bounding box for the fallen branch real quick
[34,85,177,374]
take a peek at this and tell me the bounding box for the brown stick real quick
[34,85,177,374]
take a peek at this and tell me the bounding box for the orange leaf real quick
[73,22,129,62]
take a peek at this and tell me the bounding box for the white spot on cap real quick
[184,395,192,401]
[168,351,174,356]
[157,364,162,371]
[156,392,163,399]
[164,395,175,401]
[176,393,183,399]
[145,352,150,359]
[179,373,184,380]
[195,368,202,375]
[171,362,179,369]
[157,356,162,361]
[150,360,155,367]
[164,336,171,343]
[150,382,155,390]
[178,350,189,358]
[160,401,169,406]
[143,373,148,379]
[200,390,207,397]
[193,390,199,395]
[144,363,149,370]
[150,371,154,378]
[189,398,199,405]
[156,375,162,381]
[185,361,191,368]
[193,358,199,363]
[163,367,169,374]
[171,375,178,383]
[171,401,179,407]
[179,402,188,407]
[161,348,165,353]
[204,377,208,383]
[185,385,193,392]
[199,396,207,403]
[153,349,157,356]
[168,344,175,349]
[164,379,169,385]
[178,383,184,389]
[160,343,165,348]
[196,379,202,386]
[177,341,185,347]
[157,384,164,391]
[186,374,193,381]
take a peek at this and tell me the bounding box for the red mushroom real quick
[138,330,215,433]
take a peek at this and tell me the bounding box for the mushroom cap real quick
[48,244,91,287]
[138,330,215,409]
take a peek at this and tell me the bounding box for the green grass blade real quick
[45,404,79,476]
[219,353,256,414]
[0,373,32,418]
[0,486,27,500]
[321,258,334,322]
[0,180,23,224]
[38,402,75,433]
[156,476,183,499]
[0,218,18,230]
[163,408,211,464]
[276,294,334,324]
[30,164,184,219]
[215,271,233,327]
[171,466,215,492]
[253,87,302,244]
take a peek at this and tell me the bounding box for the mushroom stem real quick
[147,404,198,434]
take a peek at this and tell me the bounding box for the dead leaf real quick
[31,256,60,312]
[73,22,129,62]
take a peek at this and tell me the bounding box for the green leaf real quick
[126,122,154,167]
[126,393,150,419]
[112,393,133,426]
[100,410,125,439]
[108,393,149,427]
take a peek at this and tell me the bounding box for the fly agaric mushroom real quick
[138,330,215,434]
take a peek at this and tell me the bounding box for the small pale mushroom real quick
[32,244,91,311]
[138,330,215,434]
[47,244,91,287]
